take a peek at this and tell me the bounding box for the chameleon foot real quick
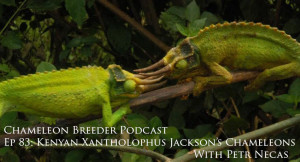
[193,77,208,96]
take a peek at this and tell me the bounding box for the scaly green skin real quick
[0,65,144,127]
[140,22,300,95]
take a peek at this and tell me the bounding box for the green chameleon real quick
[0,64,164,126]
[135,22,300,95]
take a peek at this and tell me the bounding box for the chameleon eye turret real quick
[0,64,165,127]
[123,79,136,92]
[134,39,195,78]
[175,59,188,70]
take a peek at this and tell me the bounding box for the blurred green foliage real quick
[0,0,300,161]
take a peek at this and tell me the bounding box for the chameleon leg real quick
[102,102,131,127]
[193,62,233,96]
[244,62,300,91]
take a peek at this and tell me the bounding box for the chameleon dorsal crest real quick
[135,22,300,95]
[0,64,165,126]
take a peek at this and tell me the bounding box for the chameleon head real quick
[108,65,166,98]
[134,39,201,79]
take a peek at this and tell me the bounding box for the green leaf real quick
[0,0,15,6]
[1,31,22,49]
[283,18,300,35]
[107,24,131,54]
[65,0,88,26]
[66,36,98,48]
[161,127,181,141]
[289,78,300,99]
[86,0,95,8]
[3,151,20,162]
[286,108,300,116]
[185,0,200,22]
[203,91,214,109]
[121,152,140,162]
[174,149,189,158]
[0,64,10,72]
[65,150,86,162]
[200,11,219,26]
[36,62,57,72]
[126,114,148,128]
[223,115,249,132]
[67,37,83,48]
[80,119,101,127]
[277,94,295,104]
[243,92,260,104]
[149,116,162,128]
[167,6,186,19]
[160,11,185,32]
[188,18,206,36]
[81,36,98,45]
[176,23,188,36]
[59,49,70,61]
[0,112,17,133]
[7,70,20,78]
[0,147,12,156]
[27,0,63,11]
[297,34,300,42]
[168,100,189,128]
[260,100,291,118]
[81,46,92,57]
[184,124,214,139]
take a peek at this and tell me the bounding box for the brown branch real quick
[274,0,282,26]
[30,142,171,162]
[0,71,259,147]
[172,115,300,162]
[139,0,161,34]
[97,0,170,52]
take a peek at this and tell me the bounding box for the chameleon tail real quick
[0,92,7,117]
[0,99,4,117]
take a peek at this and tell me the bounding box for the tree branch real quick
[0,0,27,36]
[0,71,258,147]
[172,115,300,162]
[96,0,171,52]
[30,142,171,162]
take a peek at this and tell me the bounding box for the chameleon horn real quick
[134,74,148,79]
[144,75,162,80]
[134,59,165,72]
[138,80,167,92]
[137,75,165,85]
[139,65,171,76]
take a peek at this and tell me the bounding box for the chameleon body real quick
[0,65,163,126]
[136,22,300,95]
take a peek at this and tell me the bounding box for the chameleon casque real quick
[0,65,164,126]
[135,22,300,95]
